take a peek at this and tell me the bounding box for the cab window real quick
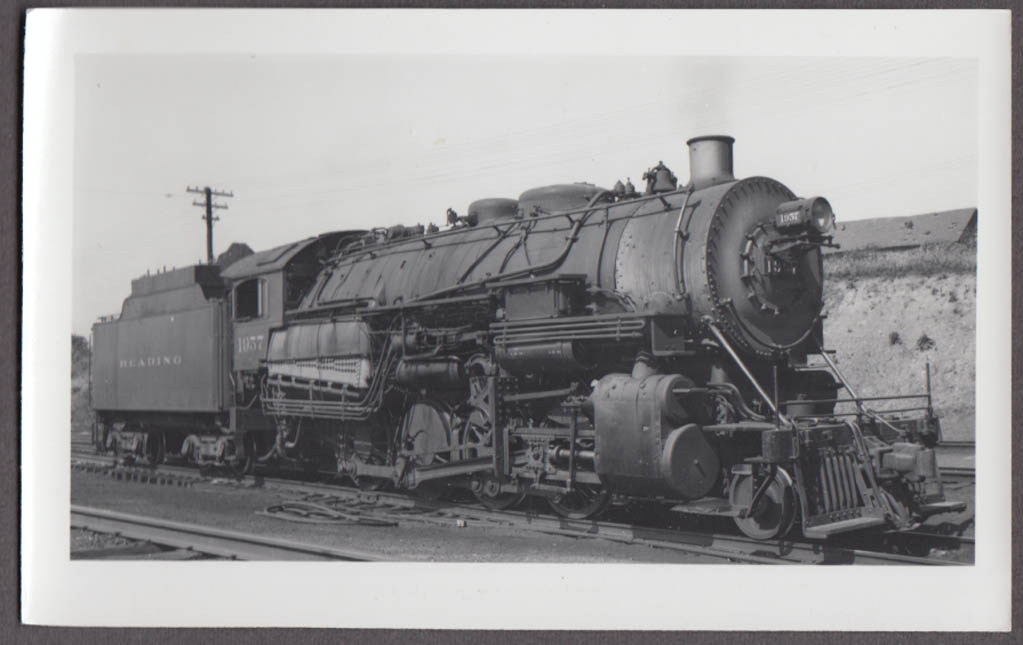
[234,278,265,320]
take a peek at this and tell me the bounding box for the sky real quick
[71,54,977,335]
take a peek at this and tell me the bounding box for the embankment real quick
[822,243,975,440]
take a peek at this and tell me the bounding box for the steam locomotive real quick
[91,135,965,540]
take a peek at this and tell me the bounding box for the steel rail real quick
[897,530,975,546]
[72,452,969,566]
[935,442,975,482]
[938,440,976,450]
[938,466,976,480]
[70,505,381,561]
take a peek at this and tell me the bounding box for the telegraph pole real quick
[186,185,233,264]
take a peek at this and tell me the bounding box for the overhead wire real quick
[235,58,871,198]
[226,58,974,216]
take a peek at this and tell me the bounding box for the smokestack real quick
[686,135,735,190]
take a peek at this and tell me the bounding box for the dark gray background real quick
[3,1,1019,642]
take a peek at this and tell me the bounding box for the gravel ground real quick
[70,528,218,560]
[71,527,132,553]
[71,469,720,563]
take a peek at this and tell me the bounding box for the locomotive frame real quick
[91,135,965,541]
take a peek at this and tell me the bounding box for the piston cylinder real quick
[591,371,719,499]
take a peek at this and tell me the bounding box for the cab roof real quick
[220,231,358,280]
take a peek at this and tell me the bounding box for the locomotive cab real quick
[220,231,360,417]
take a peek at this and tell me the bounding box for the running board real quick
[803,516,887,539]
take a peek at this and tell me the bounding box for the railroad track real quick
[70,450,969,565]
[258,490,965,565]
[71,505,381,561]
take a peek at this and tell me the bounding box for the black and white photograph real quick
[21,8,1011,631]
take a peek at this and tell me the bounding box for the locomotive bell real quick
[643,161,678,194]
[687,135,735,190]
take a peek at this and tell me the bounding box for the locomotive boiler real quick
[92,135,965,540]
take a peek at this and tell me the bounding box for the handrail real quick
[335,188,680,259]
[817,345,863,413]
[815,343,920,436]
[791,406,930,420]
[705,320,790,426]
[779,394,930,406]
[670,185,695,295]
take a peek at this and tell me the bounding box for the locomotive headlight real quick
[774,196,834,234]
[809,197,835,234]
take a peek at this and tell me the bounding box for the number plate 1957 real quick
[775,211,803,226]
